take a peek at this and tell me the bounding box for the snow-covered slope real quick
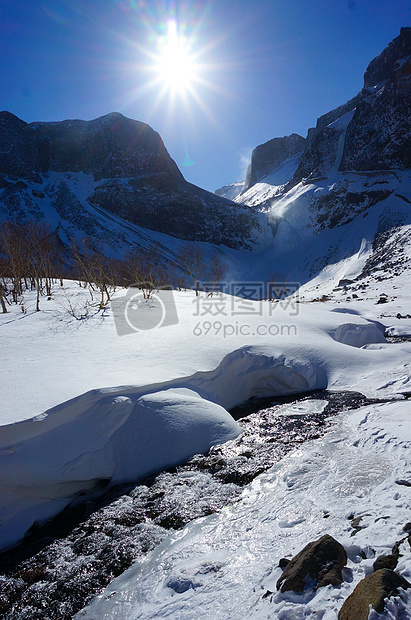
[215,144,304,206]
[234,154,304,209]
[1,281,411,552]
[215,180,244,201]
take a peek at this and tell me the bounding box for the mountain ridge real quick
[1,29,410,292]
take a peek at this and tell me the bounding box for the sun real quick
[121,7,223,132]
[155,20,198,93]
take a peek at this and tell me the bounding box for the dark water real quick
[385,334,411,343]
[0,390,386,619]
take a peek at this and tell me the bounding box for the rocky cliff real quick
[243,133,305,192]
[232,28,411,289]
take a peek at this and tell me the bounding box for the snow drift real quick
[0,387,241,550]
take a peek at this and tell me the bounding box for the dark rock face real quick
[338,569,411,619]
[292,125,344,183]
[310,179,394,231]
[32,112,183,183]
[340,57,411,172]
[364,27,411,88]
[0,112,258,249]
[244,133,305,191]
[0,112,43,182]
[276,534,347,593]
[305,94,362,151]
[87,179,256,247]
[292,28,411,186]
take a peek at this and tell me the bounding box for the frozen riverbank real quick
[78,398,411,620]
[1,284,411,550]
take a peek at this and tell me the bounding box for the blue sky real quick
[1,0,410,192]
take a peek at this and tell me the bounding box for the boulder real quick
[338,569,411,619]
[276,534,347,593]
[373,554,398,571]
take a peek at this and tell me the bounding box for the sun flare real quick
[124,6,223,132]
[155,20,197,93]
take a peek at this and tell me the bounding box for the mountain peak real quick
[364,26,411,88]
[0,111,259,249]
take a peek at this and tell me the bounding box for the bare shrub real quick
[121,246,168,299]
[206,253,228,297]
[176,243,207,296]
[71,238,118,309]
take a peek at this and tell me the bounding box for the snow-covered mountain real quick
[234,26,411,198]
[1,29,410,285]
[0,112,259,252]
[244,133,306,192]
[293,26,411,185]
[217,27,411,293]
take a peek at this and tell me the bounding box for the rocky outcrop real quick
[292,124,346,183]
[0,112,258,249]
[0,112,43,182]
[338,569,411,619]
[340,55,411,172]
[276,534,347,593]
[244,133,305,191]
[304,93,361,151]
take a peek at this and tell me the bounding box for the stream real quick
[0,390,386,619]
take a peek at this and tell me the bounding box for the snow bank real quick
[0,388,241,550]
[386,323,411,337]
[187,345,326,409]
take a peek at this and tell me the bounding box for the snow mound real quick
[0,388,241,550]
[188,345,326,409]
[333,322,386,347]
[386,324,411,337]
